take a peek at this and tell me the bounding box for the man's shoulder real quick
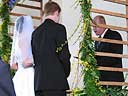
[108,29,119,34]
[32,23,44,35]
[107,29,122,40]
[55,23,66,30]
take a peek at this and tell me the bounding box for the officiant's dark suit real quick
[95,29,124,82]
[93,15,124,85]
[31,2,71,96]
[0,57,16,96]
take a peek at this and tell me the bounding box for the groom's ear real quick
[53,11,60,16]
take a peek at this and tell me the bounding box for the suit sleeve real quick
[55,25,71,77]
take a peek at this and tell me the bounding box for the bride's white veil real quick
[10,16,34,66]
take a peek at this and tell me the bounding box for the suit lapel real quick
[96,29,110,51]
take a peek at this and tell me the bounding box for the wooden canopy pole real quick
[126,0,128,54]
[40,0,43,22]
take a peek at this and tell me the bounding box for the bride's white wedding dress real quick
[10,16,35,96]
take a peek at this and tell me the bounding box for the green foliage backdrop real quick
[0,0,12,63]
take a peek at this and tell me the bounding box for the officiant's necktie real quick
[95,35,101,50]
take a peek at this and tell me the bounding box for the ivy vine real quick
[71,0,105,96]
[0,0,12,63]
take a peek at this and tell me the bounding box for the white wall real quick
[59,0,83,89]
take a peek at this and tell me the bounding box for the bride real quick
[10,15,35,96]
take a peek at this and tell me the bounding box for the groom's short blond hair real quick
[44,1,61,16]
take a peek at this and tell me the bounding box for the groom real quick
[32,1,71,96]
[0,57,16,96]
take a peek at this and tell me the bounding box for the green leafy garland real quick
[71,0,105,96]
[0,0,12,63]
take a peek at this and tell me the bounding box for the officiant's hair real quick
[93,15,106,24]
[44,1,61,16]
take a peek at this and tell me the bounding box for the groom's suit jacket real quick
[32,19,71,91]
[95,29,124,82]
[0,57,16,96]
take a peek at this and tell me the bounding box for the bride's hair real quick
[16,16,24,33]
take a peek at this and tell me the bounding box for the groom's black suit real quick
[95,29,124,83]
[32,19,71,95]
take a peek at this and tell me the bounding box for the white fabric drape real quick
[10,16,34,66]
[10,16,35,96]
